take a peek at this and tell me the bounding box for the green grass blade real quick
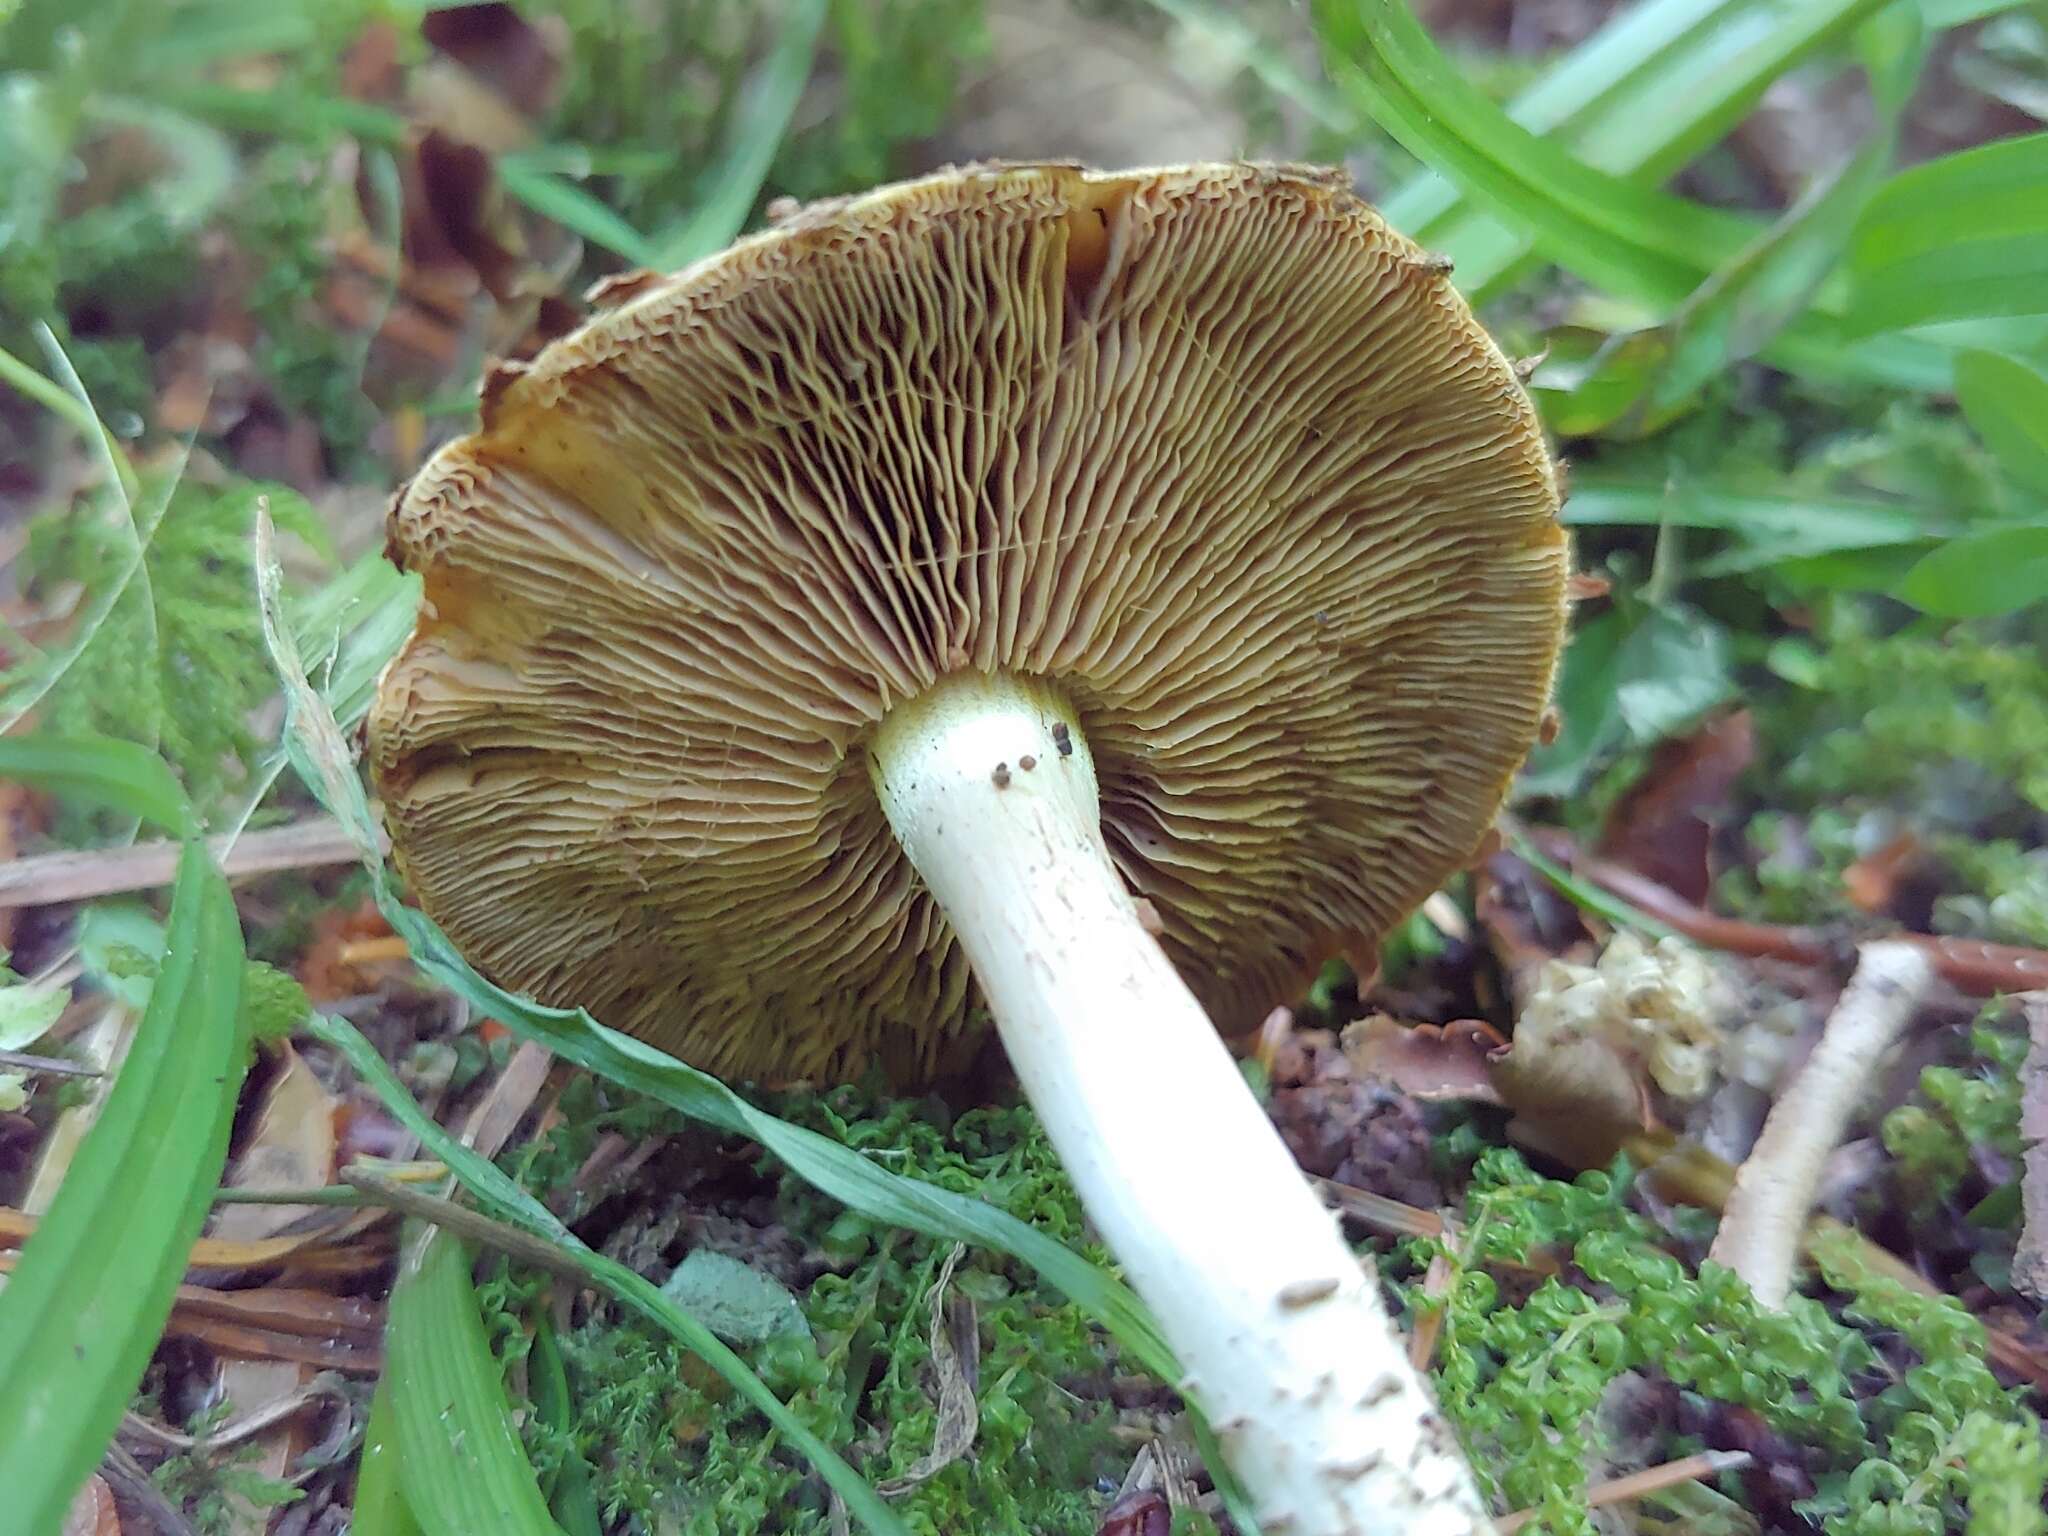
[1318,0,1751,309]
[1564,476,1962,570]
[0,734,198,838]
[1845,130,2048,335]
[314,1016,916,1536]
[1954,349,2048,498]
[0,840,247,1532]
[1378,0,1890,300]
[499,156,660,268]
[387,1228,566,1536]
[351,1381,427,1536]
[649,0,828,270]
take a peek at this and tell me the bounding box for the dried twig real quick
[1497,1450,1753,1533]
[0,1048,99,1078]
[0,815,380,910]
[120,1375,350,1454]
[1585,857,2048,995]
[1708,942,1935,1309]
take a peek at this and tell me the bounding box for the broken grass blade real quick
[0,841,247,1534]
[313,1015,915,1536]
[649,0,828,269]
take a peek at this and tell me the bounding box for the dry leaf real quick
[62,1475,119,1536]
[878,1244,980,1495]
[1341,1014,1503,1104]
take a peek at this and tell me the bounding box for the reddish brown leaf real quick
[421,3,566,119]
[1597,709,1755,904]
[1841,829,1926,916]
[1097,1488,1170,1536]
[1341,1013,1504,1104]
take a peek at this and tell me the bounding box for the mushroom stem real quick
[871,671,1489,1536]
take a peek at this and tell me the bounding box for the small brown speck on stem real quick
[992,762,1012,788]
[1052,722,1073,757]
[1019,754,1037,771]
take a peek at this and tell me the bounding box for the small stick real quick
[0,1048,100,1079]
[0,815,380,909]
[1497,1450,1752,1532]
[341,1167,587,1282]
[1709,942,1935,1309]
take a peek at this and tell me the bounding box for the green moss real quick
[1409,1150,2045,1535]
[492,1083,1124,1535]
[1719,604,2048,946]
[1881,1003,2029,1226]
[7,476,329,830]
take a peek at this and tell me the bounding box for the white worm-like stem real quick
[872,671,1489,1536]
[1708,940,1935,1309]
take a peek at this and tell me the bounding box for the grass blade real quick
[1378,0,1891,301]
[387,1228,566,1536]
[499,156,659,268]
[351,1381,427,1536]
[1845,130,2048,336]
[0,840,247,1532]
[649,0,828,270]
[0,735,199,838]
[1318,0,1744,309]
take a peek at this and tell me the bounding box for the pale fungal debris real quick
[371,161,1567,1536]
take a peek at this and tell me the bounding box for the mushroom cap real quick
[370,162,1569,1087]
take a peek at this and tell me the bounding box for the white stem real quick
[872,672,1490,1536]
[1708,940,1934,1309]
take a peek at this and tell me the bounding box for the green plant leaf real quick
[313,1016,915,1536]
[0,840,248,1533]
[0,734,198,838]
[1378,0,1893,302]
[1845,130,2048,336]
[352,1381,427,1536]
[0,980,68,1050]
[528,1316,602,1536]
[648,0,828,269]
[1564,477,1959,571]
[1898,525,2048,616]
[1318,0,1745,309]
[388,1227,565,1536]
[1954,348,2048,497]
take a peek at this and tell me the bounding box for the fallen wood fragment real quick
[0,816,383,910]
[1709,942,1935,1309]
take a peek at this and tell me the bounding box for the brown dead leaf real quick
[1842,830,1925,916]
[1097,1488,1170,1536]
[62,1475,119,1536]
[1597,709,1754,904]
[1341,1014,1504,1104]
[297,900,395,1002]
[209,1044,344,1530]
[878,1245,980,1496]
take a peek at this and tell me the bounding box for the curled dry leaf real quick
[1341,1013,1504,1104]
[877,1243,980,1496]
[1596,709,1755,905]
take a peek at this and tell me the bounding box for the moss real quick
[492,1082,1125,1535]
[1405,1151,2046,1535]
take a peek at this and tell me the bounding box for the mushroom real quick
[371,163,1568,1534]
